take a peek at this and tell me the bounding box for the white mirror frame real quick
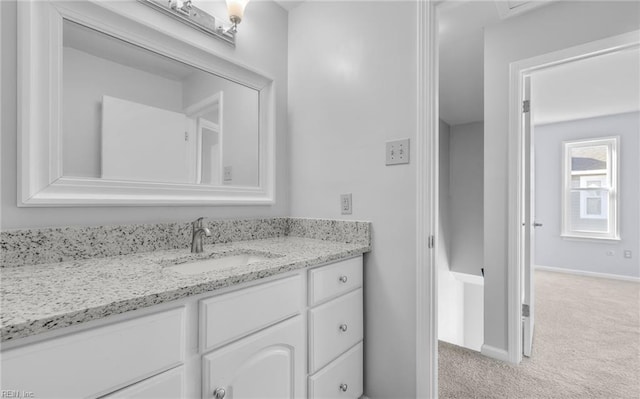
[18,0,275,206]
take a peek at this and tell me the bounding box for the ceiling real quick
[439,1,500,126]
[63,19,195,81]
[273,0,303,12]
[531,48,640,125]
[439,0,639,127]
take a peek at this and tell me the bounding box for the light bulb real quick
[226,0,250,25]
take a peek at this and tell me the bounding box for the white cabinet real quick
[199,275,303,352]
[1,308,185,399]
[103,367,185,399]
[202,316,306,399]
[0,256,364,399]
[307,257,364,399]
[308,343,363,399]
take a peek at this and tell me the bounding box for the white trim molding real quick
[17,0,276,206]
[480,344,510,362]
[535,265,640,283]
[416,0,439,398]
[507,30,640,365]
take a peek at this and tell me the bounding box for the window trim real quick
[561,136,620,240]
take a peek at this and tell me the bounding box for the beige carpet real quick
[439,270,640,399]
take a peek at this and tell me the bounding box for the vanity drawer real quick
[103,366,185,398]
[308,256,362,306]
[309,342,363,399]
[308,288,363,372]
[1,308,185,399]
[199,275,303,352]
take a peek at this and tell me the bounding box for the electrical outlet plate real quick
[386,139,410,165]
[624,250,632,259]
[223,166,233,182]
[341,193,352,215]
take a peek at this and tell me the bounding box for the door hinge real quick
[185,131,189,141]
[428,235,435,249]
[522,303,530,318]
[522,100,530,113]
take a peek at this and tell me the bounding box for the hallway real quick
[439,270,640,398]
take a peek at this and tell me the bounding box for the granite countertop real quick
[0,237,369,342]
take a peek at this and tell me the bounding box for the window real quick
[562,137,619,240]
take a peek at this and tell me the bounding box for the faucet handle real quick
[193,217,204,229]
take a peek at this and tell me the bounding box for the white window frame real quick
[578,174,607,219]
[562,137,620,240]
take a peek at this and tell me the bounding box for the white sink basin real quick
[164,253,271,275]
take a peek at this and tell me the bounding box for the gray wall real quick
[0,0,289,229]
[449,122,484,276]
[534,112,640,278]
[439,120,451,272]
[288,2,418,397]
[483,0,640,354]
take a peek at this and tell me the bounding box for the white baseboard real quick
[480,344,510,362]
[535,265,640,283]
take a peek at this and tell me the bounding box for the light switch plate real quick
[341,193,352,215]
[386,139,410,165]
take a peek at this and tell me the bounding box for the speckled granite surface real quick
[1,237,369,342]
[288,218,371,247]
[0,218,371,342]
[1,218,290,268]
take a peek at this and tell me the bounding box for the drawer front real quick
[103,366,185,398]
[309,342,363,399]
[1,308,185,399]
[200,275,303,352]
[309,256,362,306]
[309,288,363,373]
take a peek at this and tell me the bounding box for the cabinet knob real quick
[339,383,348,392]
[339,324,348,332]
[339,275,348,283]
[213,387,226,399]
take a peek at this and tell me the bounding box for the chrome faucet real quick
[191,217,211,253]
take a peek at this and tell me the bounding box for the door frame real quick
[506,30,640,364]
[416,0,441,397]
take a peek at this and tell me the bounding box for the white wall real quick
[63,47,184,178]
[438,120,484,352]
[0,0,289,229]
[288,2,417,397]
[449,122,484,276]
[183,70,260,187]
[534,112,640,278]
[439,120,451,274]
[483,0,640,354]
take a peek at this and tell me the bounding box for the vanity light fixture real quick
[139,0,250,46]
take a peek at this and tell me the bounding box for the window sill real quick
[560,234,621,244]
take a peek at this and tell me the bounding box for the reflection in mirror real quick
[62,20,259,187]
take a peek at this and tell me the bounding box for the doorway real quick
[509,29,640,363]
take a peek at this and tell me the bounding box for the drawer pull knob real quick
[339,275,348,283]
[213,387,226,399]
[339,324,348,332]
[339,383,348,392]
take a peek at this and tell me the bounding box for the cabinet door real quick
[103,366,184,398]
[202,316,305,399]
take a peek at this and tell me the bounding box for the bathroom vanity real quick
[0,219,370,399]
[4,1,370,397]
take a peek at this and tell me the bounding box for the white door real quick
[202,316,305,399]
[522,77,536,357]
[101,95,190,183]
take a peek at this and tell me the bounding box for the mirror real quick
[18,1,274,206]
[63,20,259,187]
